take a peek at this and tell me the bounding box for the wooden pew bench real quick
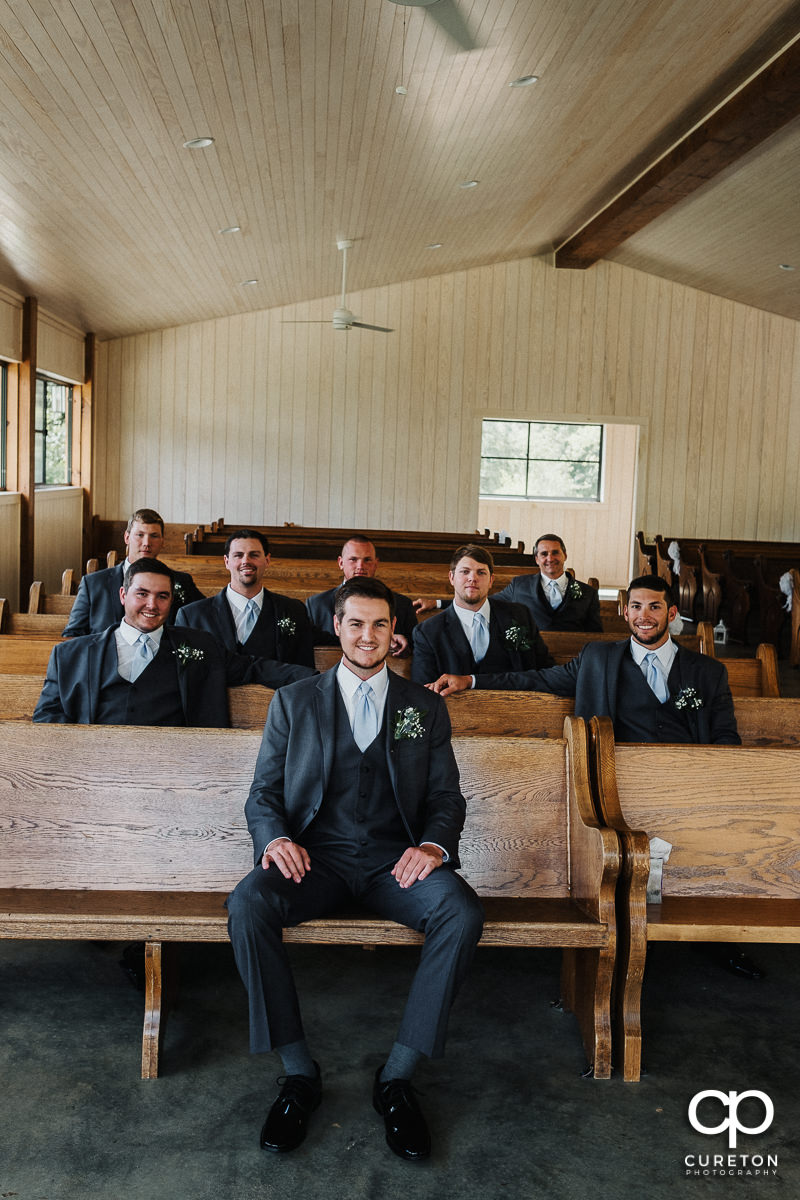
[588,715,800,1082]
[0,720,618,1081]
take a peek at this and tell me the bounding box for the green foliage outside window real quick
[480,419,602,500]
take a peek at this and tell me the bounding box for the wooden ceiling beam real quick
[555,37,800,270]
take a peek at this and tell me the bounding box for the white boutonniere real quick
[277,617,296,637]
[505,624,533,651]
[173,581,186,605]
[174,642,205,667]
[568,579,583,600]
[674,686,703,711]
[393,706,427,740]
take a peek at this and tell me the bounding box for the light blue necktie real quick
[129,633,155,682]
[643,651,669,703]
[547,579,561,609]
[352,681,379,751]
[471,612,489,663]
[242,597,258,640]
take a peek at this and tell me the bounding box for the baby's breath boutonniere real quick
[568,579,583,600]
[174,642,205,668]
[173,581,187,605]
[674,686,703,711]
[505,624,533,651]
[393,706,427,741]
[277,616,296,637]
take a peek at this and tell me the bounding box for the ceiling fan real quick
[284,240,393,333]
[386,0,477,52]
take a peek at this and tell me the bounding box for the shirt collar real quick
[629,636,677,673]
[226,585,264,613]
[118,619,165,648]
[452,597,491,635]
[336,660,390,702]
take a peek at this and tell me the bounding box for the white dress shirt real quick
[115,620,165,681]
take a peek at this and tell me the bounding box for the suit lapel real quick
[443,604,474,672]
[312,669,339,794]
[211,589,239,649]
[605,640,630,722]
[88,628,118,721]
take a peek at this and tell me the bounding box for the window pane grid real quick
[480,419,602,501]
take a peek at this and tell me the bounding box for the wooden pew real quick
[0,600,65,638]
[313,646,412,677]
[0,720,618,1081]
[588,715,800,1081]
[720,643,780,697]
[0,638,58,674]
[542,624,714,664]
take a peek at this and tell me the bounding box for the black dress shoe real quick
[373,1066,431,1161]
[725,951,765,980]
[260,1063,322,1152]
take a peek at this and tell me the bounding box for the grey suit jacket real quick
[33,624,277,726]
[475,639,740,744]
[411,598,553,684]
[244,668,466,866]
[63,563,204,637]
[494,574,603,632]
[176,587,315,669]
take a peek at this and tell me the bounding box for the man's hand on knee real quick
[262,838,311,883]
[391,843,444,889]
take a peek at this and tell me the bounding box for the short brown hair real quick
[123,557,174,591]
[626,574,675,606]
[450,543,494,573]
[127,508,165,534]
[334,577,395,622]
[534,533,566,555]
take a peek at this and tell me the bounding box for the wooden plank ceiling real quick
[0,0,796,339]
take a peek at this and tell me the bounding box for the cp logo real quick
[688,1090,774,1149]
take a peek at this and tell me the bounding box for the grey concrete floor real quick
[1,936,798,1200]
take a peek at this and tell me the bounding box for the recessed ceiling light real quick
[459,180,479,189]
[779,263,795,271]
[241,279,258,286]
[219,225,241,234]
[182,136,214,149]
[426,243,443,249]
[509,75,539,87]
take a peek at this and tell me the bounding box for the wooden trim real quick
[17,298,37,608]
[80,334,95,568]
[555,37,800,269]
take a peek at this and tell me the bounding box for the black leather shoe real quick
[725,952,765,980]
[373,1066,431,1161]
[260,1063,322,1152]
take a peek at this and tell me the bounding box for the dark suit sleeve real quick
[306,592,338,645]
[62,575,91,637]
[225,649,317,690]
[410,620,442,685]
[474,656,580,695]
[514,604,554,669]
[281,597,316,668]
[705,661,741,745]
[32,646,70,722]
[415,696,466,861]
[393,594,418,644]
[244,688,295,861]
[583,586,603,633]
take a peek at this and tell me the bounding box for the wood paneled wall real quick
[33,486,83,595]
[94,257,800,571]
[0,492,21,606]
[480,422,639,587]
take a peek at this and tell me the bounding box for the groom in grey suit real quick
[226,576,483,1161]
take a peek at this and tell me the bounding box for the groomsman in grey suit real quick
[429,575,739,745]
[227,577,483,1160]
[62,508,203,637]
[414,533,602,633]
[176,528,315,668]
[411,543,553,685]
[306,535,417,655]
[35,558,314,725]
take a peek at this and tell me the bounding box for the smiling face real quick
[333,595,395,679]
[449,555,494,610]
[534,538,567,581]
[338,540,378,579]
[120,571,173,634]
[624,587,678,649]
[224,537,269,597]
[124,521,164,562]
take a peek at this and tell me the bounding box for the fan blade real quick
[393,0,477,51]
[281,320,331,324]
[351,321,394,333]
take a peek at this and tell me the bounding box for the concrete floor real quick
[3,655,798,1200]
[2,935,798,1200]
